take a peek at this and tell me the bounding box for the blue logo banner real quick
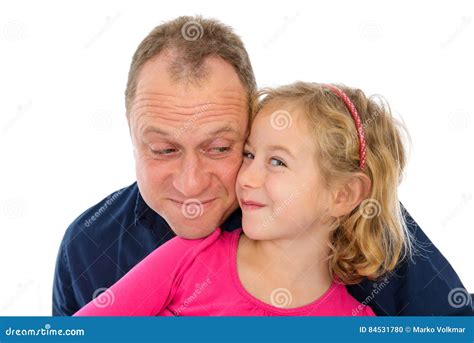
[1,316,473,342]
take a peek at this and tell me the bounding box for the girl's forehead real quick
[257,99,298,115]
[251,102,308,134]
[248,104,315,152]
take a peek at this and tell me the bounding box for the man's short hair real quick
[125,15,257,118]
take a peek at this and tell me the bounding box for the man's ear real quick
[330,173,371,218]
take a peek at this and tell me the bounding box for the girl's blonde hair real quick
[257,81,412,284]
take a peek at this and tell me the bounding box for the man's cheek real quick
[137,159,163,185]
[219,164,241,194]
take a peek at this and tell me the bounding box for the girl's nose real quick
[237,158,265,189]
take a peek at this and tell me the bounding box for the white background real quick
[0,0,473,315]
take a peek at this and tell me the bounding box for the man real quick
[53,15,472,316]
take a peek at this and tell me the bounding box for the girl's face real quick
[235,102,334,241]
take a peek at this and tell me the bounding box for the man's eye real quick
[151,147,177,155]
[208,147,230,154]
[243,151,254,159]
[270,158,287,167]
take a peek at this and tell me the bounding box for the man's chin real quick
[164,215,220,239]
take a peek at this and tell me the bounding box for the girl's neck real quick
[237,227,334,308]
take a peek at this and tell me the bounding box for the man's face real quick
[129,53,248,239]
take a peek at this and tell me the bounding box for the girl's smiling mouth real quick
[240,199,267,210]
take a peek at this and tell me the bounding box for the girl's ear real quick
[330,173,371,218]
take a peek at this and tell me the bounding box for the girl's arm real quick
[73,230,219,316]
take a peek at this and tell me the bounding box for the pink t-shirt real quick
[74,228,375,316]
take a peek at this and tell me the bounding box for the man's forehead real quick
[137,52,246,96]
[134,57,247,108]
[130,53,249,135]
[132,88,246,108]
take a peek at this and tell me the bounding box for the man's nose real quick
[172,152,211,197]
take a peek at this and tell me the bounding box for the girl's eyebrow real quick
[245,140,296,160]
[267,144,296,160]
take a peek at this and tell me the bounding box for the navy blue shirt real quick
[53,182,473,316]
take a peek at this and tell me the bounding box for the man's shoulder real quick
[53,182,158,315]
[62,182,140,248]
[348,205,473,315]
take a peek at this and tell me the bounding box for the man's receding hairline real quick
[125,16,257,120]
[132,52,247,102]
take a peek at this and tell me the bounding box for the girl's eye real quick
[243,150,254,159]
[270,158,287,167]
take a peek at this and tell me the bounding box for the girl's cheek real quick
[264,174,286,200]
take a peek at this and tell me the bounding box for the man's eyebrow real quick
[142,126,171,136]
[206,126,238,136]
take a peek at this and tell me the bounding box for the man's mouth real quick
[168,198,217,209]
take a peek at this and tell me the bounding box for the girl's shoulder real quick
[330,282,376,316]
[162,227,242,260]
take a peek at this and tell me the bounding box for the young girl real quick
[74,82,411,316]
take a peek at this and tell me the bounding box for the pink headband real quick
[321,84,367,169]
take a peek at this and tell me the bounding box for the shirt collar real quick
[134,187,157,228]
